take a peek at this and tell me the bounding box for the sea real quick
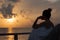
[0,28,32,40]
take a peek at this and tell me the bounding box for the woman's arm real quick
[32,16,43,29]
[32,18,39,29]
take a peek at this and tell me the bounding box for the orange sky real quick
[0,0,60,28]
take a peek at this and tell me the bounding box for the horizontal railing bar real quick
[0,32,31,36]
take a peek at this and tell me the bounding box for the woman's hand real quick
[37,16,46,20]
[37,16,43,19]
[32,16,45,29]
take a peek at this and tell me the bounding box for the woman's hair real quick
[42,8,52,19]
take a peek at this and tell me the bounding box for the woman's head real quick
[42,8,52,20]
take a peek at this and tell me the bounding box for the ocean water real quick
[0,28,32,40]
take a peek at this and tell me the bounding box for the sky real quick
[0,0,60,28]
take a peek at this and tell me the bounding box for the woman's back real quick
[28,25,53,40]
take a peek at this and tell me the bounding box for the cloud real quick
[8,0,20,2]
[0,0,20,18]
[47,0,59,3]
[0,4,14,18]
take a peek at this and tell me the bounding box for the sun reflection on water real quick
[8,27,13,40]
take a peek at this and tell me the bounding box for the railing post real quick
[14,34,18,40]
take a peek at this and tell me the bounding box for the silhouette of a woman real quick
[28,8,54,40]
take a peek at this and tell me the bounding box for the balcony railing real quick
[0,32,31,40]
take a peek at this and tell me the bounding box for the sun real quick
[7,18,14,23]
[5,17,16,24]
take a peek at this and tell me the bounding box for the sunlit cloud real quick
[47,0,59,3]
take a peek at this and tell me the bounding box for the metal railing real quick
[0,32,31,40]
